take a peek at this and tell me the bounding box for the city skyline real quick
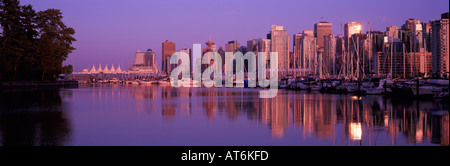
[19,0,449,71]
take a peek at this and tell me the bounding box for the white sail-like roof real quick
[97,64,103,73]
[103,65,110,73]
[89,65,97,73]
[116,65,123,73]
[110,64,116,73]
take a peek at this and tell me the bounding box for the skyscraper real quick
[324,34,337,77]
[344,22,362,50]
[314,22,332,49]
[225,40,240,53]
[422,22,432,52]
[402,18,424,51]
[258,38,271,70]
[269,25,289,72]
[297,31,316,76]
[247,39,258,53]
[431,16,449,76]
[178,48,192,73]
[201,40,218,73]
[385,25,399,39]
[293,33,303,70]
[162,40,176,75]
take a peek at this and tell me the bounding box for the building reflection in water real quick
[88,85,449,146]
[0,89,72,146]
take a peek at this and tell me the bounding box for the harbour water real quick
[0,84,448,146]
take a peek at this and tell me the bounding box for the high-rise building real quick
[324,34,337,76]
[344,22,362,50]
[162,40,176,75]
[202,40,217,54]
[385,25,399,39]
[225,40,240,53]
[297,31,316,76]
[442,12,449,19]
[217,46,225,71]
[178,48,192,73]
[269,25,289,72]
[335,36,345,74]
[247,39,258,53]
[294,30,316,73]
[362,36,373,75]
[258,38,271,70]
[293,33,303,69]
[377,52,432,78]
[303,30,314,37]
[402,18,424,51]
[431,17,449,76]
[201,40,218,73]
[422,22,432,52]
[314,22,332,49]
[130,49,159,74]
[225,40,241,73]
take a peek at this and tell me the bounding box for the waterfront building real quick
[103,65,110,73]
[268,25,290,73]
[217,46,225,71]
[422,22,432,52]
[344,22,362,50]
[385,25,399,39]
[293,30,314,72]
[324,34,337,77]
[314,22,333,49]
[130,49,159,74]
[97,64,102,73]
[402,18,424,51]
[257,38,271,72]
[247,39,258,53]
[83,64,124,74]
[376,51,432,78]
[431,14,449,76]
[162,40,176,75]
[297,31,316,76]
[201,40,218,73]
[225,40,240,53]
[178,48,193,73]
[293,33,303,70]
[110,64,116,73]
[89,65,97,73]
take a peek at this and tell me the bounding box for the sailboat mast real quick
[390,35,393,78]
[403,43,406,78]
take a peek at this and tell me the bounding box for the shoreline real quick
[0,81,78,89]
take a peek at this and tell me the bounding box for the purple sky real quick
[20,0,449,71]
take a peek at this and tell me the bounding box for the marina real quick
[63,72,449,101]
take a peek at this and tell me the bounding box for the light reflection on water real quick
[0,84,448,146]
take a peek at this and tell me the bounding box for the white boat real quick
[157,77,171,86]
[366,88,383,95]
[310,85,320,91]
[137,80,156,85]
[412,86,437,97]
[438,92,449,98]
[429,79,449,86]
[346,84,358,93]
[296,82,307,90]
[366,79,390,95]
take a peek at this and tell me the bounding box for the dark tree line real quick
[0,0,75,81]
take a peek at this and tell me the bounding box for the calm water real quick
[0,84,448,146]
